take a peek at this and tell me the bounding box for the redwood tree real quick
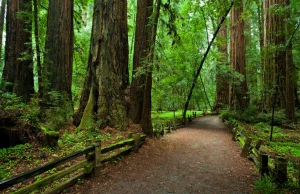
[262,0,295,120]
[140,0,162,135]
[215,16,229,106]
[0,0,6,64]
[129,0,154,124]
[78,0,129,130]
[229,3,249,109]
[43,0,74,101]
[2,0,34,102]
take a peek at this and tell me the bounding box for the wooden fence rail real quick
[0,133,146,194]
[153,111,197,136]
[227,120,300,185]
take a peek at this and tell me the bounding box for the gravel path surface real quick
[71,116,258,194]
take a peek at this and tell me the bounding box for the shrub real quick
[254,175,277,194]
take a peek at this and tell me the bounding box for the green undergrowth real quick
[0,129,119,182]
[151,110,203,131]
[220,108,300,192]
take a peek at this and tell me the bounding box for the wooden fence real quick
[0,111,200,193]
[153,111,197,136]
[227,121,300,185]
[0,133,146,194]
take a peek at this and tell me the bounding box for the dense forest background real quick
[0,0,299,145]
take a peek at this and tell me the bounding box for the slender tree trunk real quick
[182,2,233,120]
[0,0,6,65]
[129,0,154,124]
[229,4,249,109]
[140,0,161,135]
[78,0,129,130]
[73,57,92,126]
[2,0,34,102]
[33,0,42,97]
[44,0,74,102]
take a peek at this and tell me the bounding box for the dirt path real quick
[71,116,258,194]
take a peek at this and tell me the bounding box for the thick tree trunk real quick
[229,4,249,109]
[263,0,293,116]
[78,0,129,130]
[262,0,274,111]
[129,0,154,124]
[2,0,34,102]
[285,0,295,121]
[44,0,74,101]
[0,0,6,65]
[274,0,287,109]
[215,16,229,106]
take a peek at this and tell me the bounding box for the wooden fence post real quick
[133,133,141,152]
[232,128,237,141]
[94,140,101,177]
[172,120,176,130]
[168,121,172,133]
[241,137,252,158]
[260,153,269,178]
[275,156,287,184]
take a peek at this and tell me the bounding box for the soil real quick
[68,116,259,194]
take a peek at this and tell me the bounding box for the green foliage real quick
[0,91,40,128]
[268,142,300,158]
[254,175,277,194]
[42,91,73,131]
[0,169,6,180]
[220,108,287,126]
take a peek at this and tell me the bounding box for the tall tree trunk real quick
[263,0,292,114]
[33,0,42,96]
[44,0,74,102]
[229,4,249,109]
[2,0,34,102]
[285,0,295,121]
[140,0,161,135]
[262,0,274,111]
[129,0,154,124]
[215,15,229,106]
[274,0,287,109]
[0,0,6,65]
[78,0,129,130]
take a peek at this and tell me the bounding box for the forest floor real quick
[68,115,259,194]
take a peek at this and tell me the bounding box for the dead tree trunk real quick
[182,2,233,120]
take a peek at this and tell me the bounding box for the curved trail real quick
[72,116,258,194]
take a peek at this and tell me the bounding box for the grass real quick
[152,110,203,122]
